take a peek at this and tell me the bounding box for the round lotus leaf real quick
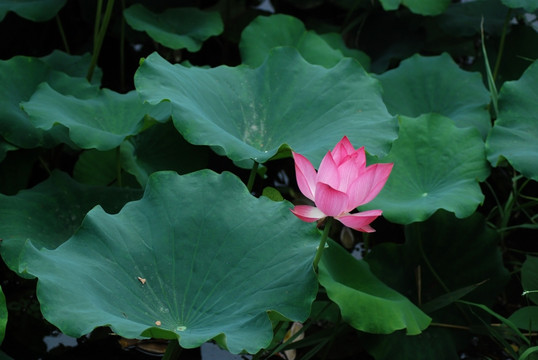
[318,240,431,335]
[123,4,223,52]
[361,114,490,224]
[135,47,397,167]
[239,14,369,69]
[486,60,538,181]
[24,170,320,354]
[375,53,491,139]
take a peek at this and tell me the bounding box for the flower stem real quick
[246,161,259,193]
[87,0,115,82]
[313,217,333,272]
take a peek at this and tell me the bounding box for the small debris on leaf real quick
[155,320,162,326]
[137,277,146,284]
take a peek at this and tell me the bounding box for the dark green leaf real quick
[123,4,223,52]
[0,171,142,276]
[240,14,369,69]
[0,0,66,22]
[486,60,538,181]
[318,240,431,335]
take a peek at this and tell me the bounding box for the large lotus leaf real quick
[375,53,491,139]
[522,256,538,305]
[501,0,538,11]
[23,170,320,354]
[486,60,538,181]
[120,121,210,187]
[0,53,100,148]
[0,0,66,22]
[318,239,431,335]
[0,171,142,276]
[21,86,152,151]
[123,4,223,52]
[364,210,509,356]
[239,14,369,69]
[135,47,397,167]
[361,114,490,224]
[380,0,450,15]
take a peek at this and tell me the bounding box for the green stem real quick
[55,15,70,54]
[87,0,115,82]
[162,340,182,360]
[246,161,259,193]
[313,218,333,272]
[493,9,512,82]
[93,0,103,43]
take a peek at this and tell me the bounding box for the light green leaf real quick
[501,0,538,11]
[123,4,223,52]
[22,86,151,151]
[375,53,491,138]
[135,48,397,167]
[362,114,490,224]
[240,14,369,69]
[486,60,538,181]
[24,170,319,354]
[318,240,431,335]
[379,0,451,15]
[0,0,66,22]
[0,171,142,276]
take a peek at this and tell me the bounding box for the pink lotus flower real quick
[291,136,393,232]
